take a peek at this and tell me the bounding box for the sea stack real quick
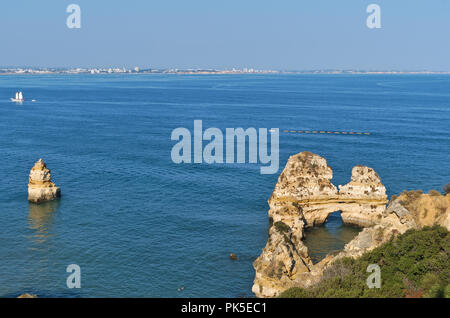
[28,159,61,203]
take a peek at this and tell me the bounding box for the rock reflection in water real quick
[303,211,362,264]
[28,201,59,245]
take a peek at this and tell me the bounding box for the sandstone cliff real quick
[253,151,450,298]
[387,190,449,229]
[28,159,61,203]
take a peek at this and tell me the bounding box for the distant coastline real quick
[1,67,450,76]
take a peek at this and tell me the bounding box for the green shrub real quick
[445,285,450,298]
[420,273,440,291]
[274,221,290,234]
[279,226,449,298]
[292,202,302,211]
[423,284,445,298]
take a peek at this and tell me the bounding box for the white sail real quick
[18,92,23,100]
[15,92,19,99]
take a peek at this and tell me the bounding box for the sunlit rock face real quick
[270,152,338,202]
[252,224,311,298]
[252,152,449,298]
[28,159,61,203]
[252,152,337,297]
[268,152,339,228]
[338,165,388,227]
[384,191,450,231]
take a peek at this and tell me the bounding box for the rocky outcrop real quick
[253,220,312,297]
[338,166,388,227]
[331,191,449,260]
[253,151,450,298]
[384,190,450,231]
[18,293,37,298]
[28,159,61,203]
[268,152,339,228]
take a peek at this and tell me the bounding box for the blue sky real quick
[1,0,449,70]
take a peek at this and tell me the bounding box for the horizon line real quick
[2,66,450,74]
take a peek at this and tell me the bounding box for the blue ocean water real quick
[0,74,449,297]
[304,212,362,264]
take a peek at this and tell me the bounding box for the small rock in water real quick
[28,159,61,204]
[229,253,238,260]
[18,293,37,298]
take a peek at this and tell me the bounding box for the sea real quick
[0,74,449,297]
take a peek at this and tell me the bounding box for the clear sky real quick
[1,0,450,70]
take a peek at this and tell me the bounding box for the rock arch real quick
[253,152,388,298]
[268,152,387,228]
[253,152,449,298]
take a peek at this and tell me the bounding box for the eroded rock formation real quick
[28,159,61,203]
[253,151,450,298]
[18,293,38,298]
[385,190,449,231]
[338,165,388,227]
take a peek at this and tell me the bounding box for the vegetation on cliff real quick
[279,225,449,298]
[273,221,290,234]
[444,184,450,195]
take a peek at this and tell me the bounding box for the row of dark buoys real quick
[283,130,370,135]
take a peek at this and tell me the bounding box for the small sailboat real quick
[11,91,25,102]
